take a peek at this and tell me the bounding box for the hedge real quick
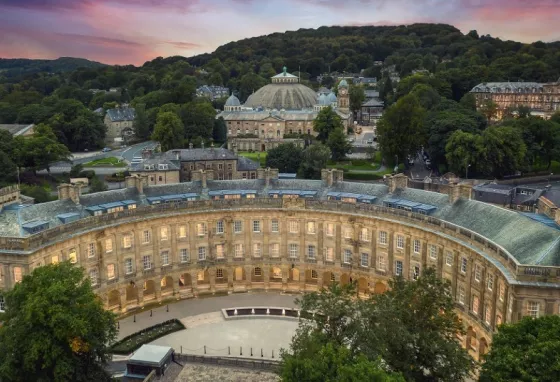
[110,319,185,355]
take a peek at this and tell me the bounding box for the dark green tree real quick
[0,262,117,381]
[133,103,150,140]
[298,144,331,179]
[379,76,393,105]
[313,106,344,143]
[326,128,352,161]
[265,143,303,173]
[151,111,184,151]
[349,84,366,117]
[445,130,481,177]
[89,175,108,193]
[180,101,216,140]
[212,116,227,143]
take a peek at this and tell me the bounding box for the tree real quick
[212,116,227,143]
[410,84,441,110]
[349,84,366,116]
[0,262,117,381]
[480,99,498,121]
[133,103,150,140]
[377,94,427,165]
[180,101,216,140]
[313,106,344,143]
[151,111,184,151]
[480,315,560,382]
[69,163,84,178]
[298,144,331,179]
[477,126,527,177]
[19,184,53,203]
[89,175,108,193]
[379,76,393,105]
[14,124,71,173]
[459,93,477,111]
[326,128,351,161]
[265,143,303,173]
[445,130,481,177]
[322,76,335,88]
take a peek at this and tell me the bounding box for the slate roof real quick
[165,148,237,162]
[471,82,543,93]
[130,157,180,172]
[106,107,135,122]
[218,109,351,122]
[237,156,259,171]
[362,98,384,107]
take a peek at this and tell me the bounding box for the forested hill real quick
[0,57,106,78]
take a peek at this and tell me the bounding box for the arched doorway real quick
[125,283,138,302]
[108,289,120,308]
[161,276,173,293]
[357,277,369,296]
[323,271,335,287]
[234,267,245,282]
[289,268,300,282]
[340,273,350,286]
[479,337,489,360]
[270,267,282,282]
[198,270,210,285]
[143,280,155,298]
[466,326,477,352]
[179,273,192,290]
[373,281,386,294]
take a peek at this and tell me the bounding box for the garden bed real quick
[110,319,186,355]
[82,157,126,167]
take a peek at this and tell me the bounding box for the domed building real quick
[218,67,352,152]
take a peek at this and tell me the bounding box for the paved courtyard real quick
[175,364,279,382]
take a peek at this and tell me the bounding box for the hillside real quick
[0,57,107,78]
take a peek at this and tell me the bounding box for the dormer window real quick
[158,164,169,170]
[144,164,155,170]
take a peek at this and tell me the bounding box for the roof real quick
[218,109,351,122]
[326,92,337,103]
[338,79,348,88]
[473,183,514,195]
[225,94,241,106]
[471,82,543,93]
[244,83,318,110]
[0,124,34,136]
[130,157,180,172]
[237,156,259,171]
[272,67,298,79]
[165,148,237,162]
[129,345,173,366]
[362,98,384,107]
[106,107,135,122]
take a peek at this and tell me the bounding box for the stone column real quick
[154,279,162,302]
[136,286,144,305]
[190,270,198,297]
[282,265,288,292]
[119,287,127,312]
[209,268,216,293]
[263,266,270,291]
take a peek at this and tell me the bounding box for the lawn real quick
[238,151,267,167]
[110,319,185,355]
[82,157,127,168]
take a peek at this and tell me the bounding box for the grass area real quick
[238,151,267,167]
[82,157,126,168]
[327,160,378,171]
[110,319,185,355]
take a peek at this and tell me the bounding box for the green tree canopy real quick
[265,143,304,173]
[313,106,344,143]
[326,128,352,161]
[151,111,184,151]
[14,124,71,173]
[349,84,366,115]
[298,143,331,179]
[133,103,150,139]
[0,262,117,381]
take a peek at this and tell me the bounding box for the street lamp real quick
[548,172,553,187]
[466,164,471,180]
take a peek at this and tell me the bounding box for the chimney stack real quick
[387,173,408,193]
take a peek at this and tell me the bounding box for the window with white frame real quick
[0,295,5,312]
[13,267,22,283]
[216,244,224,258]
[395,260,403,276]
[307,245,316,259]
[197,223,207,236]
[123,234,132,249]
[458,286,465,304]
[460,257,468,273]
[474,264,481,282]
[485,305,491,324]
[180,248,189,263]
[446,251,453,266]
[235,244,244,257]
[143,255,152,270]
[270,243,280,257]
[344,227,353,239]
[396,235,404,249]
[429,245,437,260]
[528,301,539,318]
[499,284,505,301]
[359,228,370,242]
[143,230,151,244]
[160,226,168,241]
[343,249,352,264]
[325,247,334,262]
[216,268,224,278]
[379,231,387,245]
[307,221,316,234]
[254,267,262,277]
[124,258,133,274]
[107,264,115,280]
[289,243,298,258]
[161,251,170,266]
[472,295,480,314]
[377,255,387,271]
[326,223,335,236]
[361,253,369,267]
[88,243,95,258]
[216,220,224,234]
[289,220,299,233]
[487,274,494,291]
[178,225,187,238]
[89,268,98,285]
[412,265,420,280]
[198,246,206,261]
[68,249,77,264]
[105,239,113,253]
[271,219,279,233]
[253,243,262,257]
[234,220,243,233]
[413,239,421,254]
[253,220,261,233]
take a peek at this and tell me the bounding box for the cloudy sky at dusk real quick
[0,0,559,66]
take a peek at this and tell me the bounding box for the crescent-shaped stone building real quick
[0,170,559,362]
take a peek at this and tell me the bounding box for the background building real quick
[196,85,230,100]
[104,106,136,145]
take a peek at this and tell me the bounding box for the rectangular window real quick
[528,301,540,318]
[216,244,224,258]
[325,247,334,262]
[307,221,316,234]
[344,227,353,239]
[499,284,505,302]
[123,235,132,249]
[105,239,113,253]
[160,227,168,241]
[180,248,189,263]
[216,268,224,278]
[68,249,77,264]
[413,265,420,280]
[143,255,152,270]
[458,286,465,305]
[461,257,468,273]
[395,260,403,276]
[289,220,299,233]
[13,267,22,283]
[307,245,316,259]
[0,296,5,312]
[446,251,453,266]
[216,220,224,234]
[89,269,98,285]
[289,243,298,258]
[253,243,262,257]
[311,270,318,279]
[161,251,170,266]
[271,219,279,233]
[253,220,261,233]
[361,253,369,267]
[234,220,243,233]
[485,306,491,324]
[197,223,207,236]
[124,258,133,274]
[413,239,421,254]
[472,296,480,314]
[396,235,404,249]
[379,231,387,245]
[429,245,437,260]
[343,249,352,264]
[235,244,244,257]
[178,225,187,238]
[359,228,370,242]
[143,230,151,244]
[87,243,95,258]
[254,267,262,277]
[474,265,481,282]
[107,264,115,280]
[487,275,494,291]
[270,243,280,257]
[198,247,206,261]
[51,255,59,264]
[377,255,386,271]
[326,223,335,236]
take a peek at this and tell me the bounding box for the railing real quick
[175,353,280,372]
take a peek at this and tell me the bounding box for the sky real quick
[0,0,559,66]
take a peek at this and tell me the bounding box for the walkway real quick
[116,292,298,340]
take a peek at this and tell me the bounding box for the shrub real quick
[110,319,185,355]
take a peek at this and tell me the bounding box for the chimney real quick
[388,173,408,193]
[124,175,146,194]
[58,183,82,204]
[448,183,473,203]
[57,184,71,201]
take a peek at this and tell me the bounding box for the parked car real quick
[102,147,112,152]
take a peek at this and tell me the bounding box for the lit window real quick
[161,251,170,266]
[307,221,316,234]
[51,255,59,264]
[107,264,115,280]
[253,220,261,233]
[528,301,540,318]
[234,220,243,233]
[413,239,421,254]
[160,227,168,241]
[235,244,244,257]
[253,243,262,257]
[270,243,280,257]
[307,245,316,259]
[379,231,387,244]
[143,230,151,244]
[216,244,224,258]
[499,284,505,301]
[289,243,298,258]
[472,296,480,314]
[412,265,420,280]
[461,257,468,273]
[198,247,206,261]
[429,245,437,260]
[458,286,465,304]
[216,220,224,234]
[474,265,481,282]
[197,223,207,236]
[396,235,404,249]
[123,234,132,249]
[325,247,334,262]
[359,228,370,242]
[89,268,98,285]
[180,248,189,263]
[178,225,187,238]
[344,227,353,239]
[326,223,335,236]
[343,249,352,264]
[143,255,152,270]
[395,260,403,276]
[289,220,299,233]
[311,270,318,279]
[445,251,453,266]
[105,239,113,253]
[485,305,491,324]
[13,267,22,283]
[88,243,96,258]
[254,267,262,277]
[487,275,494,291]
[216,269,224,278]
[124,258,133,274]
[361,253,369,267]
[68,249,77,264]
[271,220,279,233]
